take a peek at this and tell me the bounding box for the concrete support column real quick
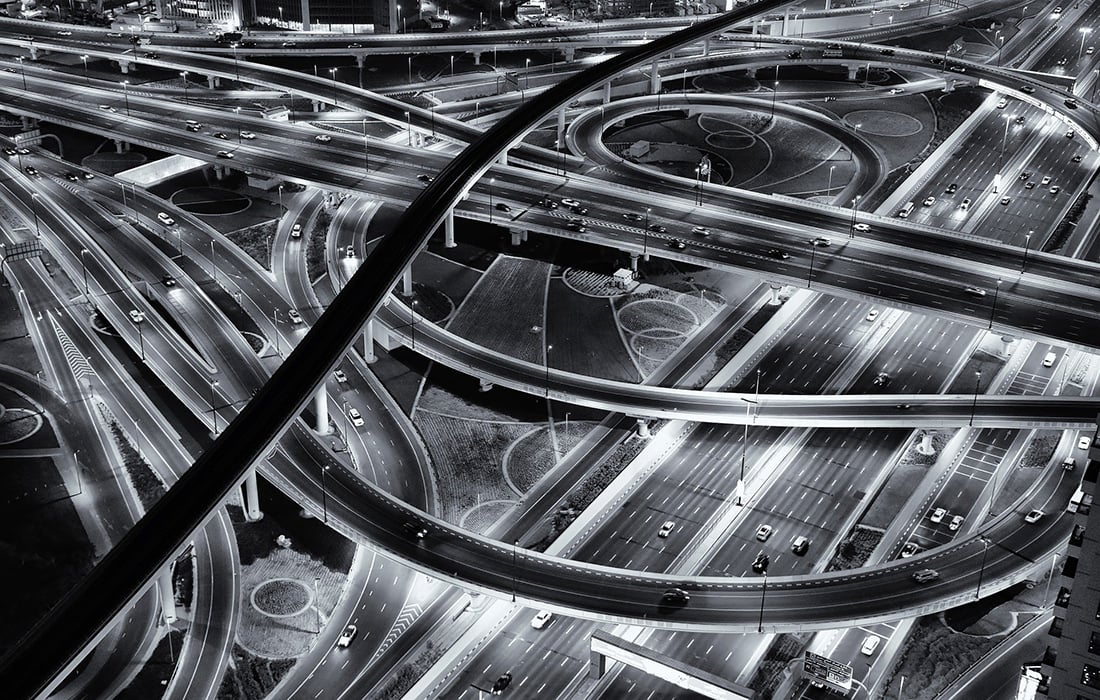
[702,38,710,56]
[355,55,365,69]
[782,7,790,35]
[402,266,414,296]
[207,74,219,88]
[650,59,661,94]
[557,106,566,146]
[1000,334,1016,357]
[917,431,937,456]
[847,65,858,81]
[769,283,783,305]
[314,384,330,435]
[589,648,606,679]
[746,67,757,78]
[445,210,456,248]
[521,230,528,242]
[603,82,612,104]
[636,418,651,439]
[114,139,127,154]
[20,116,37,130]
[213,165,227,180]
[243,466,263,521]
[565,47,575,62]
[479,378,494,392]
[943,79,955,93]
[160,569,177,623]
[510,229,523,246]
[312,99,323,112]
[629,253,640,272]
[363,320,377,363]
[498,151,508,166]
[473,51,482,65]
[28,47,38,61]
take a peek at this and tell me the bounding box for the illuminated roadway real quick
[3,3,1098,695]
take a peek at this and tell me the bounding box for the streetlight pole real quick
[81,55,89,85]
[180,71,189,104]
[341,401,351,452]
[450,54,455,78]
[210,240,217,284]
[79,248,90,294]
[975,536,990,599]
[738,397,757,505]
[1021,231,1032,274]
[849,195,861,237]
[209,379,220,433]
[320,465,329,522]
[969,370,981,427]
[511,539,518,602]
[545,344,552,397]
[137,320,144,361]
[988,278,1003,329]
[404,110,412,146]
[329,67,338,107]
[231,43,240,83]
[757,562,769,633]
[409,299,418,349]
[362,118,369,174]
[807,242,817,288]
[407,55,412,83]
[273,309,281,354]
[643,207,651,259]
[234,106,241,144]
[15,57,26,91]
[827,165,835,197]
[1080,27,1093,59]
[489,177,494,222]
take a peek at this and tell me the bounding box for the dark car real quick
[494,202,511,212]
[568,203,588,215]
[662,588,690,605]
[565,219,587,233]
[417,174,435,184]
[2,148,16,156]
[872,372,891,387]
[491,672,512,695]
[623,212,644,222]
[768,248,790,260]
[751,552,769,573]
[23,166,38,177]
[540,197,558,209]
[944,183,957,194]
[648,224,667,233]
[65,171,80,181]
[213,131,229,139]
[666,238,686,250]
[162,275,177,287]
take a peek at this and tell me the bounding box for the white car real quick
[560,197,581,208]
[129,309,145,324]
[240,131,256,140]
[531,610,553,629]
[337,625,357,647]
[959,198,972,211]
[1041,176,1052,186]
[691,225,711,236]
[216,150,234,159]
[1079,435,1092,450]
[865,309,879,322]
[287,308,303,323]
[756,524,773,541]
[291,223,302,238]
[315,133,333,143]
[900,542,920,558]
[888,87,904,94]
[860,635,880,656]
[949,514,964,531]
[157,212,175,225]
[347,406,364,427]
[922,196,936,206]
[929,507,946,523]
[1024,509,1044,524]
[658,520,675,538]
[811,236,831,247]
[333,370,347,383]
[852,223,870,232]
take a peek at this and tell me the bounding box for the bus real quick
[823,43,844,58]
[1069,487,1091,513]
[897,201,915,218]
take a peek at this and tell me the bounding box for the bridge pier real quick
[604,82,612,104]
[942,79,955,93]
[650,59,661,93]
[557,106,566,146]
[207,74,219,88]
[498,150,508,166]
[565,47,576,62]
[355,55,365,69]
[917,431,937,456]
[630,253,640,272]
[636,418,651,439]
[159,569,177,624]
[28,46,38,61]
[847,65,859,81]
[510,228,525,246]
[114,139,129,153]
[746,67,757,78]
[116,60,130,74]
[479,378,494,392]
[312,99,323,112]
[445,209,456,247]
[243,467,263,520]
[20,116,37,130]
[769,283,783,305]
[1000,334,1016,357]
[702,38,710,57]
[401,266,414,296]
[314,384,330,435]
[363,320,377,363]
[473,51,482,65]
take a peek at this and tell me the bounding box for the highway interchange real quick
[1,0,1099,697]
